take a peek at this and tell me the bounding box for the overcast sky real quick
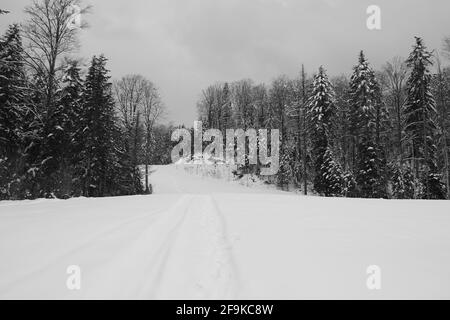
[1,0,450,125]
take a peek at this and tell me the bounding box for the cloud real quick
[2,0,450,125]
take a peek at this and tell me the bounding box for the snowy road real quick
[1,165,450,299]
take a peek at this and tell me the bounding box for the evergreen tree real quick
[276,144,294,191]
[420,172,447,199]
[39,62,84,197]
[0,25,24,156]
[348,51,386,198]
[60,60,84,159]
[320,148,344,196]
[78,55,143,197]
[403,37,445,199]
[55,60,84,197]
[114,129,145,196]
[307,66,342,196]
[0,24,36,199]
[356,138,385,198]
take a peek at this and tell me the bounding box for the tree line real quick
[0,0,165,200]
[197,38,450,199]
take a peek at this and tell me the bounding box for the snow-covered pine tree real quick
[0,24,35,199]
[78,55,143,197]
[60,60,83,156]
[320,148,344,196]
[114,128,145,196]
[403,37,446,199]
[356,137,385,198]
[420,172,447,199]
[38,60,85,198]
[348,51,386,198]
[276,144,294,191]
[307,66,343,196]
[78,55,113,196]
[0,25,24,155]
[55,60,84,197]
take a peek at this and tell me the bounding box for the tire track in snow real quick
[1,165,241,299]
[82,194,194,298]
[196,195,240,299]
[138,195,194,298]
[85,194,222,299]
[152,194,239,299]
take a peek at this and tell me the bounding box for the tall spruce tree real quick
[348,51,386,198]
[78,55,142,197]
[60,61,83,159]
[0,25,24,199]
[0,24,37,199]
[0,25,24,155]
[307,66,343,196]
[321,148,344,196]
[81,56,118,197]
[78,55,113,196]
[55,60,84,197]
[403,37,446,199]
[39,63,82,197]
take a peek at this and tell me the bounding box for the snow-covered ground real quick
[1,165,450,299]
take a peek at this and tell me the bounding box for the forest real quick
[0,0,170,200]
[1,0,450,200]
[196,39,450,199]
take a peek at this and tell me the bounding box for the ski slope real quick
[1,165,450,299]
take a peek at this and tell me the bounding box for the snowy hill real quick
[1,165,450,299]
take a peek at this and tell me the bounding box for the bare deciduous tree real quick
[142,81,165,192]
[113,75,165,192]
[382,56,408,159]
[23,0,89,115]
[232,79,255,129]
[114,75,146,167]
[197,85,217,129]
